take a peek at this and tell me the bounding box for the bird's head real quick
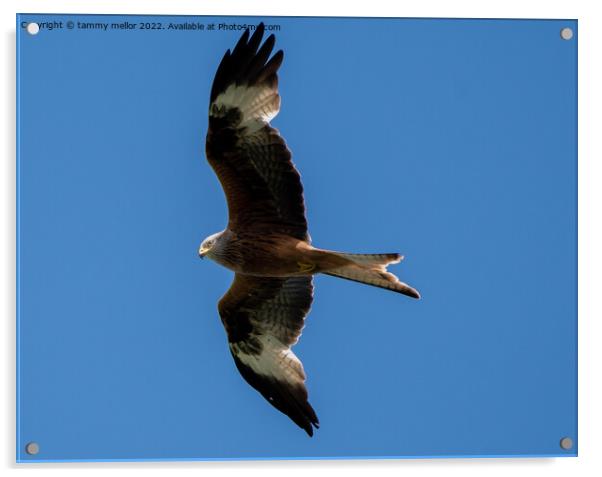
[198,231,223,259]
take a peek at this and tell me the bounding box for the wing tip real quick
[303,422,319,437]
[232,354,320,437]
[210,21,283,104]
[300,409,320,437]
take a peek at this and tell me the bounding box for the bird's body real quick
[204,230,362,277]
[200,24,420,436]
[204,230,312,276]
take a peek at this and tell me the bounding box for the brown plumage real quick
[200,23,420,437]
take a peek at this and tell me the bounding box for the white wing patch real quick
[213,84,280,133]
[232,334,306,384]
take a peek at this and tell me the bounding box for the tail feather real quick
[331,252,403,266]
[320,252,420,299]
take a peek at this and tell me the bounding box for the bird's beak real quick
[199,249,207,259]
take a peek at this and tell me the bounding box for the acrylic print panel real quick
[16,14,577,462]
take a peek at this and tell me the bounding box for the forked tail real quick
[320,252,420,299]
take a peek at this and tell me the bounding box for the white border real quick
[2,1,601,476]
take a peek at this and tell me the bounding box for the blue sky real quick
[17,15,577,461]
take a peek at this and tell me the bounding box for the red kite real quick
[200,23,420,436]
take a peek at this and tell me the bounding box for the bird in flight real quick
[200,23,420,436]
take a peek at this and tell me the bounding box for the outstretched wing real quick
[206,23,309,241]
[218,273,319,436]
